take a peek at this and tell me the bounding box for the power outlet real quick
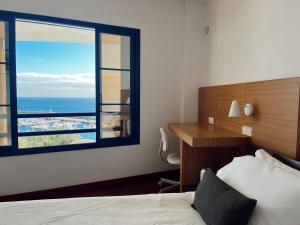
[242,126,253,137]
[208,117,214,125]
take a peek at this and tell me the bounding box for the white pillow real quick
[217,155,300,225]
[255,149,300,176]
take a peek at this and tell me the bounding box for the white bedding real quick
[0,192,205,225]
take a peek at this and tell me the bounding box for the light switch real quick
[208,117,214,125]
[242,126,253,137]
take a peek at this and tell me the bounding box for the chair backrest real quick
[127,119,131,135]
[126,97,130,136]
[160,128,168,152]
[159,128,169,163]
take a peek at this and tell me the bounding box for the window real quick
[0,21,11,147]
[16,20,97,148]
[0,11,140,156]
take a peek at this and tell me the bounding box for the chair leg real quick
[160,178,179,186]
[158,177,180,193]
[159,184,179,193]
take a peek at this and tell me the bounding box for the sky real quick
[16,41,96,98]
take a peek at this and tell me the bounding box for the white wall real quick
[181,0,209,122]
[204,0,300,85]
[0,0,208,195]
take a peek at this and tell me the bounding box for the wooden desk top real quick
[168,123,249,147]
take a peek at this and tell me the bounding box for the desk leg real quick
[180,140,207,192]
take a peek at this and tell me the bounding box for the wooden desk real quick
[168,123,249,191]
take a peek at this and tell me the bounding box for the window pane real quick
[16,20,96,114]
[18,132,96,148]
[18,116,96,133]
[0,21,11,147]
[101,105,130,138]
[0,21,9,62]
[101,70,130,104]
[0,106,11,146]
[0,64,10,105]
[101,33,130,69]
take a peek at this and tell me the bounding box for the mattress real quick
[0,192,205,225]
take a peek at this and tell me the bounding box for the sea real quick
[18,97,97,140]
[18,97,96,113]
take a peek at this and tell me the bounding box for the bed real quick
[0,150,299,225]
[0,192,203,225]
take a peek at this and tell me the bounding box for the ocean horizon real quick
[17,97,96,113]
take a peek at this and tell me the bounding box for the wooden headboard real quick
[198,77,300,160]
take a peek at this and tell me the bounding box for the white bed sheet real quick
[0,192,205,225]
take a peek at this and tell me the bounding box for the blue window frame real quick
[0,10,140,156]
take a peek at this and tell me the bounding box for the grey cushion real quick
[192,169,257,225]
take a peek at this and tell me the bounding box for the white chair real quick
[158,128,180,193]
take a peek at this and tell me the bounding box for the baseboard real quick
[0,169,179,202]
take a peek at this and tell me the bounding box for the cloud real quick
[17,72,95,97]
[17,72,95,85]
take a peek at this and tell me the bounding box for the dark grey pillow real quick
[192,169,257,225]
